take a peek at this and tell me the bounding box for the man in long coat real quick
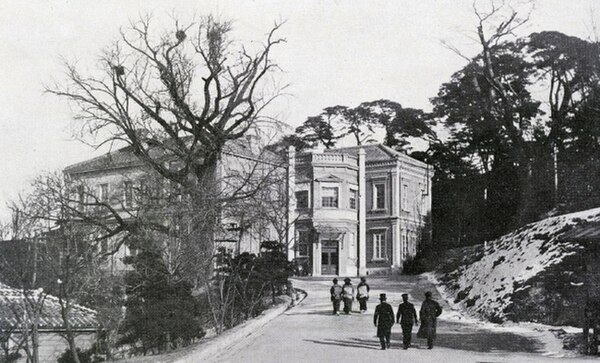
[396,293,418,349]
[418,291,442,349]
[373,293,395,350]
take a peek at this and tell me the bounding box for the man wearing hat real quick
[342,278,355,314]
[418,291,442,349]
[330,278,343,315]
[396,293,418,349]
[373,293,395,350]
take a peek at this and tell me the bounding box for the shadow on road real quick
[286,310,340,316]
[391,328,543,353]
[304,338,382,350]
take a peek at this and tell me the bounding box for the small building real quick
[288,144,432,276]
[0,283,97,363]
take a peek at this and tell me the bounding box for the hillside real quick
[434,207,600,326]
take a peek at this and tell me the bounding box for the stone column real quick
[358,148,367,276]
[312,238,321,276]
[287,146,296,261]
[392,162,400,267]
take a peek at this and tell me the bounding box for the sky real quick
[0,0,597,220]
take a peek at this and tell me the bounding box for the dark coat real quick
[418,299,442,339]
[396,302,418,326]
[330,284,343,301]
[374,302,395,337]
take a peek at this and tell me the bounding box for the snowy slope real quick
[435,207,600,322]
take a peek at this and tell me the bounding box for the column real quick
[286,146,296,261]
[392,163,400,267]
[312,238,321,276]
[358,148,367,276]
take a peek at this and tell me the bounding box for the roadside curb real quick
[173,287,307,363]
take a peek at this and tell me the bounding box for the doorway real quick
[321,240,338,275]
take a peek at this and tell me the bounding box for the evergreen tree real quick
[118,237,204,355]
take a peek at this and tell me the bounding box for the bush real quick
[402,254,429,275]
[0,352,21,363]
[56,348,100,363]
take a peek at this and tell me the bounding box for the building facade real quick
[288,144,432,276]
[63,137,281,272]
[63,139,432,277]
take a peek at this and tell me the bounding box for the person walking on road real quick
[356,277,370,313]
[374,293,395,350]
[330,278,343,315]
[417,291,442,349]
[342,278,354,314]
[396,293,418,349]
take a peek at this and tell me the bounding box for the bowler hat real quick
[424,291,432,297]
[344,277,351,283]
[401,293,409,298]
[379,293,387,301]
[333,278,338,283]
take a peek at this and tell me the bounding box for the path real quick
[211,275,593,363]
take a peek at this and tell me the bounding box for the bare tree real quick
[47,14,286,287]
[47,15,284,195]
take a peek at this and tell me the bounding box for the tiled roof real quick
[0,284,97,330]
[64,145,144,174]
[64,136,272,174]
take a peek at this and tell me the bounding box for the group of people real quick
[330,277,371,315]
[330,277,443,350]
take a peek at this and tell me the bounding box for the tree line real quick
[271,1,600,249]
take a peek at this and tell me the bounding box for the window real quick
[296,190,309,209]
[297,230,310,257]
[402,233,408,258]
[124,181,133,207]
[98,183,109,202]
[321,187,338,208]
[77,185,85,207]
[349,189,357,209]
[402,183,408,211]
[372,183,385,210]
[100,239,108,254]
[373,233,385,260]
[419,183,426,215]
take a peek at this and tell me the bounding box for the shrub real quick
[402,254,429,275]
[56,348,99,363]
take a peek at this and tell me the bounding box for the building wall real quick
[293,146,432,275]
[11,331,95,363]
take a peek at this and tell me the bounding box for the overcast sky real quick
[0,0,597,220]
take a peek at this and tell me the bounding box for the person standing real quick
[396,293,418,349]
[356,277,370,313]
[373,293,395,350]
[342,278,354,314]
[418,291,442,349]
[330,278,343,315]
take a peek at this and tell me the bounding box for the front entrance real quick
[321,240,338,275]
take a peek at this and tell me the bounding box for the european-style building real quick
[288,144,432,276]
[63,139,432,276]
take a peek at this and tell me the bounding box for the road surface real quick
[211,275,593,363]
